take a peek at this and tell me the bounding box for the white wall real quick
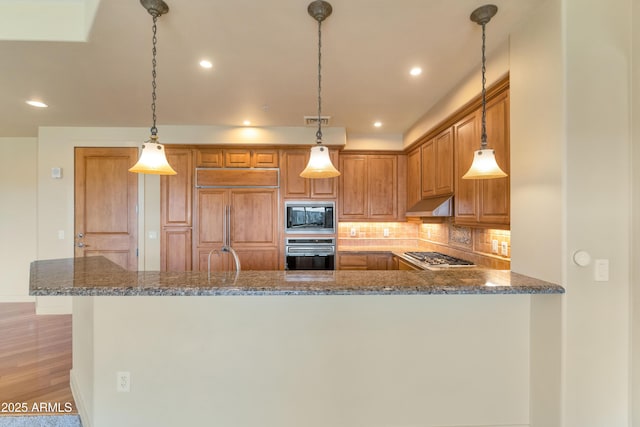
[510,0,634,425]
[632,0,640,422]
[76,295,531,427]
[403,40,510,147]
[563,1,632,426]
[0,138,37,301]
[509,1,564,425]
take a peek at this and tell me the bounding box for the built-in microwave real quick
[285,201,335,234]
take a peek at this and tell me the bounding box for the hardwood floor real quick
[0,303,77,416]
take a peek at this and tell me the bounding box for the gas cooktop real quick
[403,251,475,269]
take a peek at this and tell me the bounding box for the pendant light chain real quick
[316,18,323,144]
[150,14,159,137]
[480,21,487,149]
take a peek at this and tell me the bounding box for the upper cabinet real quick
[405,76,510,228]
[406,147,421,209]
[281,148,339,199]
[454,89,510,227]
[422,126,454,197]
[339,153,406,221]
[195,148,278,168]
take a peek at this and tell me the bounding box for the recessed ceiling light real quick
[26,100,48,108]
[243,120,251,126]
[199,60,213,69]
[409,67,422,76]
[374,121,382,128]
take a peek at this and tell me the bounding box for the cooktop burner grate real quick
[404,251,475,267]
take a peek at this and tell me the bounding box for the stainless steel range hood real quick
[405,195,453,217]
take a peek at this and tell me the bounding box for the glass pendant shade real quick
[462,148,507,179]
[300,145,340,178]
[129,139,177,175]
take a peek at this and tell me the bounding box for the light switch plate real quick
[594,259,609,282]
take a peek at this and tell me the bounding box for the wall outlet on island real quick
[492,239,499,253]
[350,227,357,237]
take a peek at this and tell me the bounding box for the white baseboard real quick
[0,295,35,303]
[70,369,91,427]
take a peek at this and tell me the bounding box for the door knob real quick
[77,233,84,238]
[77,242,90,248]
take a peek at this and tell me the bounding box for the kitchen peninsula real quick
[30,256,562,296]
[30,256,563,427]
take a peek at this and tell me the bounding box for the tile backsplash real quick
[338,219,510,269]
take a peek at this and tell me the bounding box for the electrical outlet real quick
[491,239,499,253]
[427,228,431,239]
[57,230,65,240]
[117,371,130,392]
[350,227,356,237]
[501,241,509,256]
[383,228,389,237]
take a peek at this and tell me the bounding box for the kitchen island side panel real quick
[75,295,531,427]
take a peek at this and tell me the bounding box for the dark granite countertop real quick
[30,256,564,296]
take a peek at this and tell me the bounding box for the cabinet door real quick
[421,140,436,198]
[161,148,192,227]
[281,150,310,198]
[224,149,252,167]
[454,112,480,224]
[161,228,192,271]
[406,147,421,209]
[229,189,278,247]
[195,148,223,167]
[479,92,510,225]
[368,155,397,220]
[252,149,279,168]
[234,248,279,270]
[281,149,337,199]
[195,189,227,247]
[434,127,454,195]
[310,150,338,198]
[367,253,391,270]
[338,254,368,270]
[339,155,367,219]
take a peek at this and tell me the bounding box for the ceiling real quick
[0,0,544,138]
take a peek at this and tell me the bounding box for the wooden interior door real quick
[74,147,139,270]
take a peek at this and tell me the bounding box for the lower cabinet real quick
[395,256,420,270]
[338,253,393,270]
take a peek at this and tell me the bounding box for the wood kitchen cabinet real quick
[195,148,278,168]
[422,126,454,197]
[160,148,193,271]
[339,153,406,221]
[338,252,392,270]
[454,89,510,227]
[281,148,338,199]
[406,147,421,209]
[161,147,280,272]
[195,188,279,271]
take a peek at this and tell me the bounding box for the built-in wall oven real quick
[285,237,335,270]
[285,201,335,234]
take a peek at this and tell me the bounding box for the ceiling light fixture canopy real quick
[129,0,177,176]
[462,4,507,180]
[300,0,340,179]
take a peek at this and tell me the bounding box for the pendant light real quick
[462,4,507,180]
[129,0,177,175]
[300,0,340,179]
